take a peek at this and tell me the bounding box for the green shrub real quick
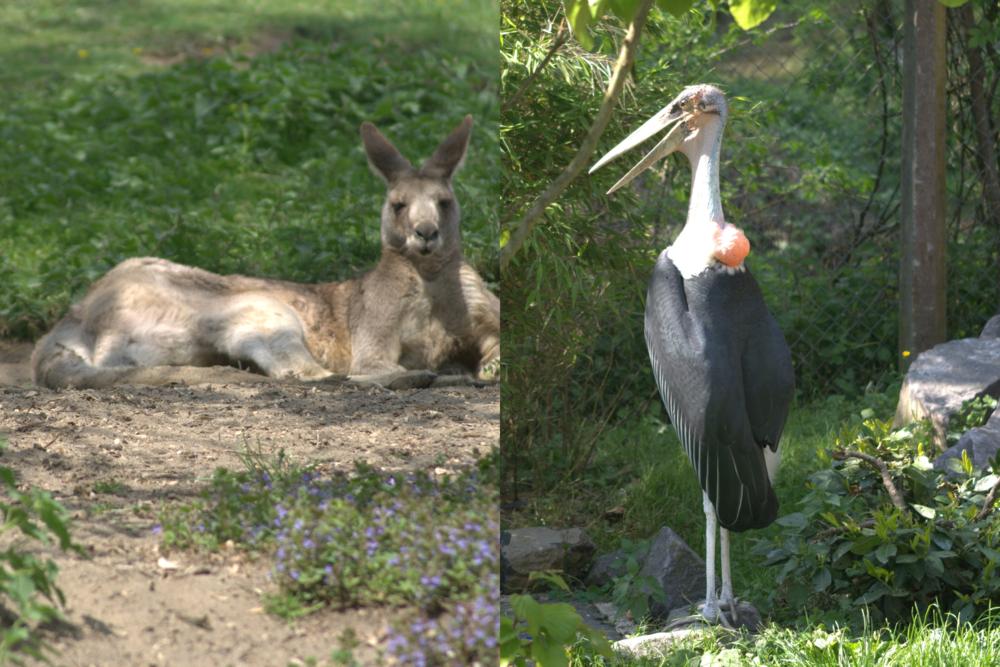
[756,416,1000,627]
[0,437,79,663]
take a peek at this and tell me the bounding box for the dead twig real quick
[974,478,1000,522]
[832,450,910,515]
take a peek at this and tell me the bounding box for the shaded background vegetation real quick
[501,0,1000,623]
[0,0,499,340]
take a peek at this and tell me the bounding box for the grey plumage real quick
[645,250,793,532]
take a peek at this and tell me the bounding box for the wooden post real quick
[900,0,947,369]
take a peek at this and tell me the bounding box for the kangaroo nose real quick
[415,223,439,242]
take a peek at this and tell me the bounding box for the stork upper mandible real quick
[591,85,794,625]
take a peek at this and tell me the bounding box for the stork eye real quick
[392,202,406,214]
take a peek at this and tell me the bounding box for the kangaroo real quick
[31,116,500,389]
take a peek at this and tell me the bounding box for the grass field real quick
[506,384,1000,665]
[0,0,499,340]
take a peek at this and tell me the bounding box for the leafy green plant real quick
[0,437,79,664]
[947,394,998,445]
[608,537,665,621]
[756,417,1000,626]
[159,447,500,663]
[501,574,613,667]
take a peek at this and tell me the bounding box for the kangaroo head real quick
[360,116,472,271]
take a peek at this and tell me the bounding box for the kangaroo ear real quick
[421,115,473,180]
[360,122,413,183]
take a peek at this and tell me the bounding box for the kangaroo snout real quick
[414,222,439,242]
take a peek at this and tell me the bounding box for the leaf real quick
[537,602,586,643]
[609,0,642,21]
[728,0,777,30]
[531,634,569,667]
[854,582,888,605]
[974,475,998,493]
[937,0,970,6]
[656,0,695,18]
[911,504,937,520]
[37,501,72,551]
[812,568,832,592]
[563,0,595,49]
[874,542,897,563]
[776,512,807,529]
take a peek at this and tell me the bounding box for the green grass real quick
[568,606,1000,666]
[0,0,499,339]
[506,389,900,602]
[504,389,1000,663]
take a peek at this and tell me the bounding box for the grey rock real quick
[500,527,595,592]
[593,601,637,638]
[639,526,706,618]
[935,404,1000,473]
[893,338,1000,451]
[612,629,707,659]
[585,542,651,588]
[666,601,763,632]
[982,315,1000,339]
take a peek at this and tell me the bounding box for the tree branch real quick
[832,450,910,515]
[503,20,570,114]
[974,478,1000,522]
[499,0,654,272]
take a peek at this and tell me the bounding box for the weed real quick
[158,447,500,663]
[0,437,80,663]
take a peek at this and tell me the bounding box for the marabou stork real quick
[590,85,794,625]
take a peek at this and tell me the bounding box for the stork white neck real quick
[667,114,739,278]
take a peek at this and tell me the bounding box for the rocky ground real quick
[0,341,499,666]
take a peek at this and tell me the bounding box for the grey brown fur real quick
[32,116,500,389]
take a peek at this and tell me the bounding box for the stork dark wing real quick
[644,251,781,532]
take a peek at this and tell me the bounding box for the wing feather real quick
[644,251,783,531]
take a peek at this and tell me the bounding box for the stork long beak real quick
[589,105,689,195]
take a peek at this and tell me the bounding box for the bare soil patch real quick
[0,342,498,666]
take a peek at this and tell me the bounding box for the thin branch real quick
[503,20,570,113]
[832,450,910,515]
[499,0,655,272]
[974,478,1000,522]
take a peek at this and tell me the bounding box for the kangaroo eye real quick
[392,202,406,214]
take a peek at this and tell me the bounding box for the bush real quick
[756,415,1000,627]
[0,437,78,664]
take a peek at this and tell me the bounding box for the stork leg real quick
[719,527,739,624]
[698,492,722,623]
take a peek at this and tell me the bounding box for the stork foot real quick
[719,595,740,624]
[663,601,734,630]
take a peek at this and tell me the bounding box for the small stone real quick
[639,527,706,618]
[613,629,707,659]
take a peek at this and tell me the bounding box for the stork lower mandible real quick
[590,85,794,625]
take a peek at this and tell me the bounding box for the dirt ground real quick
[0,341,499,666]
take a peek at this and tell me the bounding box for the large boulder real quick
[894,338,1000,451]
[639,527,706,618]
[500,527,595,592]
[934,403,1000,473]
[585,542,652,588]
[981,315,1000,339]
